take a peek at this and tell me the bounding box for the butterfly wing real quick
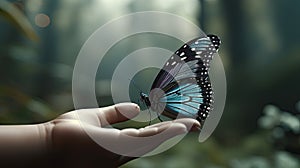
[149,34,220,125]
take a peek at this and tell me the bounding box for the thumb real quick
[99,103,140,126]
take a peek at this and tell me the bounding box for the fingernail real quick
[193,121,201,128]
[191,125,201,132]
[190,121,201,132]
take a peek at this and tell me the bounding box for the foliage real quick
[0,1,58,123]
[0,0,38,41]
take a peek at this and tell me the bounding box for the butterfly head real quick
[140,92,151,107]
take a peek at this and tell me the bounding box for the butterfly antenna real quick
[148,108,152,125]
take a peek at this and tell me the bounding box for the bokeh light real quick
[35,13,50,28]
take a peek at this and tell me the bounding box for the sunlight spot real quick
[35,13,51,28]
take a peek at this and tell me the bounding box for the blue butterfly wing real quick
[159,82,205,118]
[149,34,220,125]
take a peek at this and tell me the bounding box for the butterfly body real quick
[140,34,221,126]
[140,92,151,107]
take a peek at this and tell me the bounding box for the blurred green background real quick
[0,0,299,167]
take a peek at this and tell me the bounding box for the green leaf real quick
[0,1,38,41]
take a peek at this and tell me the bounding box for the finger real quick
[121,118,200,137]
[138,123,174,137]
[121,123,173,137]
[119,122,188,157]
[117,123,187,165]
[144,121,172,129]
[117,119,201,158]
[99,103,140,126]
[88,122,188,161]
[145,118,201,132]
[173,118,201,132]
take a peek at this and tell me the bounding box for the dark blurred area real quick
[0,0,299,167]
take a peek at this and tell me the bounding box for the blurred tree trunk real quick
[198,0,207,32]
[220,0,248,66]
[208,0,257,139]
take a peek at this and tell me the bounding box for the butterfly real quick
[139,34,221,127]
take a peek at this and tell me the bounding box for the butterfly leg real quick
[140,100,152,125]
[157,112,163,122]
[147,107,152,125]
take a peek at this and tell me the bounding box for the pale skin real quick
[0,103,200,168]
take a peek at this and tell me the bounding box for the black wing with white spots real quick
[149,34,221,125]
